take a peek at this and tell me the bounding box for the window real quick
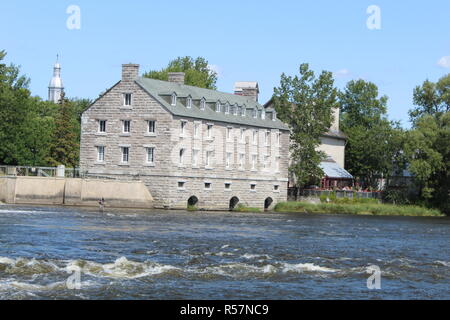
[180,121,187,136]
[226,152,232,168]
[262,109,266,120]
[146,147,155,164]
[238,106,242,116]
[207,124,213,139]
[252,109,257,118]
[192,149,199,166]
[265,131,270,146]
[263,155,270,169]
[241,107,246,117]
[194,123,200,138]
[240,128,246,143]
[122,120,131,133]
[187,96,192,109]
[171,93,177,106]
[239,153,245,170]
[272,111,277,121]
[233,104,238,116]
[121,147,129,163]
[227,127,232,140]
[98,120,106,133]
[206,151,213,167]
[215,102,221,112]
[179,148,185,165]
[252,154,257,170]
[253,130,258,145]
[178,181,185,189]
[224,103,230,114]
[97,146,105,162]
[250,184,256,191]
[148,120,156,134]
[124,93,132,106]
[225,183,231,190]
[204,182,212,190]
[200,98,206,110]
[274,185,280,192]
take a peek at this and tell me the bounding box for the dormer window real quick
[233,104,238,116]
[187,96,192,109]
[272,111,277,121]
[237,106,242,116]
[171,93,177,106]
[252,109,257,118]
[241,107,246,117]
[224,103,230,114]
[200,98,206,110]
[215,101,221,113]
[261,109,266,120]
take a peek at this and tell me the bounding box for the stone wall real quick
[0,177,153,208]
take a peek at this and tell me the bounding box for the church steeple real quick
[48,55,64,103]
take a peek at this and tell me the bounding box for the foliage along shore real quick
[274,202,443,217]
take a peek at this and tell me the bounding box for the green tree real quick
[340,79,402,189]
[409,74,450,124]
[143,56,218,89]
[0,50,35,165]
[47,92,80,168]
[405,74,450,214]
[272,63,338,189]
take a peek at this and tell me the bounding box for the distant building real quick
[80,64,290,210]
[48,57,64,103]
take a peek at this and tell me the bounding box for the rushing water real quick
[0,205,448,300]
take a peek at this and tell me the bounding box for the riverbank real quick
[274,202,443,217]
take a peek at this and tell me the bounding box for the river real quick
[0,205,448,300]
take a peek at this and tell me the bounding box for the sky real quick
[1,0,449,127]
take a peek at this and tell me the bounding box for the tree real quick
[272,63,338,189]
[47,92,80,168]
[340,80,402,189]
[409,74,450,124]
[143,56,218,89]
[0,50,35,165]
[405,75,450,214]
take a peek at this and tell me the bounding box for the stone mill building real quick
[80,64,290,210]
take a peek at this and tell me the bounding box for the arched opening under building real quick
[229,197,240,211]
[264,197,274,211]
[187,196,199,209]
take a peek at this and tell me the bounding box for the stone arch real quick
[229,197,240,211]
[187,196,199,208]
[264,197,274,210]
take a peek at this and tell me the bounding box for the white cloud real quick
[437,56,450,68]
[208,64,223,77]
[333,69,351,78]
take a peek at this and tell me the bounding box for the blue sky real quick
[1,0,449,127]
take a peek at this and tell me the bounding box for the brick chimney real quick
[168,72,185,85]
[122,64,140,82]
[234,82,259,102]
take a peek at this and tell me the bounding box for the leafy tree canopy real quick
[273,63,338,188]
[143,56,218,89]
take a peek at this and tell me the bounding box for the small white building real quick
[48,57,64,103]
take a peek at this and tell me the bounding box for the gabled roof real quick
[135,77,289,130]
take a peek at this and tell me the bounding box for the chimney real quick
[168,72,185,85]
[122,64,140,82]
[234,82,259,102]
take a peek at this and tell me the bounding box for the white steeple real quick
[48,55,64,103]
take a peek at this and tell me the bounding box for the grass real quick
[274,201,443,217]
[233,204,261,213]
